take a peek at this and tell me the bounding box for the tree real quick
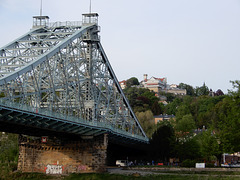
[176,136,201,160]
[134,96,151,112]
[213,80,240,153]
[195,82,209,96]
[151,101,164,115]
[178,83,195,96]
[126,77,139,88]
[199,130,220,162]
[142,90,159,106]
[191,95,225,127]
[136,110,156,138]
[159,91,176,102]
[164,97,182,115]
[175,114,196,140]
[176,105,191,120]
[123,87,159,113]
[150,121,175,162]
[123,87,139,108]
[0,133,18,163]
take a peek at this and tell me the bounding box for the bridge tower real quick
[82,13,99,122]
[0,13,149,174]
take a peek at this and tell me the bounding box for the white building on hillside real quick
[141,74,167,95]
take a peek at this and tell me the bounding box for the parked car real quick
[116,160,128,167]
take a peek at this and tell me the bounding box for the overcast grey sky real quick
[1,0,240,93]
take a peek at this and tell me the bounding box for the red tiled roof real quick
[119,80,126,85]
[153,77,166,82]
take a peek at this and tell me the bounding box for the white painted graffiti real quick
[46,164,63,174]
[78,165,87,171]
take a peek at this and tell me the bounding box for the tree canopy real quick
[126,77,139,88]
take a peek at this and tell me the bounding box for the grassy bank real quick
[64,173,240,180]
[1,166,240,180]
[0,163,52,180]
[1,172,240,180]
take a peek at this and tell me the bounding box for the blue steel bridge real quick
[0,13,148,144]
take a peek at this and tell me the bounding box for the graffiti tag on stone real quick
[78,165,87,171]
[46,164,63,174]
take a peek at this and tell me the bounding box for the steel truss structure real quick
[0,14,148,144]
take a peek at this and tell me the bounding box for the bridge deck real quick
[0,101,148,144]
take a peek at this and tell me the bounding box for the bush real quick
[9,162,18,171]
[205,162,214,168]
[181,159,197,167]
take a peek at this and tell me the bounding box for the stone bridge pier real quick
[17,134,108,174]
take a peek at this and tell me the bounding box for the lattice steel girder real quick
[0,28,83,82]
[71,126,87,134]
[82,129,102,136]
[43,120,59,127]
[75,128,93,134]
[37,117,54,129]
[0,110,13,117]
[25,117,44,126]
[65,125,80,132]
[57,123,75,131]
[0,17,149,144]
[47,121,66,130]
[93,130,106,136]
[10,116,27,124]
[6,112,23,120]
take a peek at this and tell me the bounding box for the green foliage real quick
[205,162,215,167]
[168,80,240,163]
[178,83,195,96]
[150,121,175,161]
[170,95,225,128]
[175,114,196,139]
[126,77,139,88]
[142,91,159,106]
[176,136,202,160]
[1,171,239,180]
[211,80,240,153]
[0,133,19,163]
[1,171,53,180]
[164,97,182,115]
[124,87,159,113]
[181,159,214,168]
[198,130,220,162]
[124,87,139,108]
[136,110,156,138]
[192,95,225,127]
[229,80,240,93]
[195,82,209,96]
[181,159,197,167]
[63,173,218,180]
[159,91,176,102]
[176,105,191,120]
[151,101,164,115]
[123,78,240,164]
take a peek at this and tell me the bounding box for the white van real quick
[116,160,128,167]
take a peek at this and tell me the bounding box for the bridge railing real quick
[0,99,148,142]
[48,21,82,28]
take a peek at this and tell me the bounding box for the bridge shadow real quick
[107,141,149,166]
